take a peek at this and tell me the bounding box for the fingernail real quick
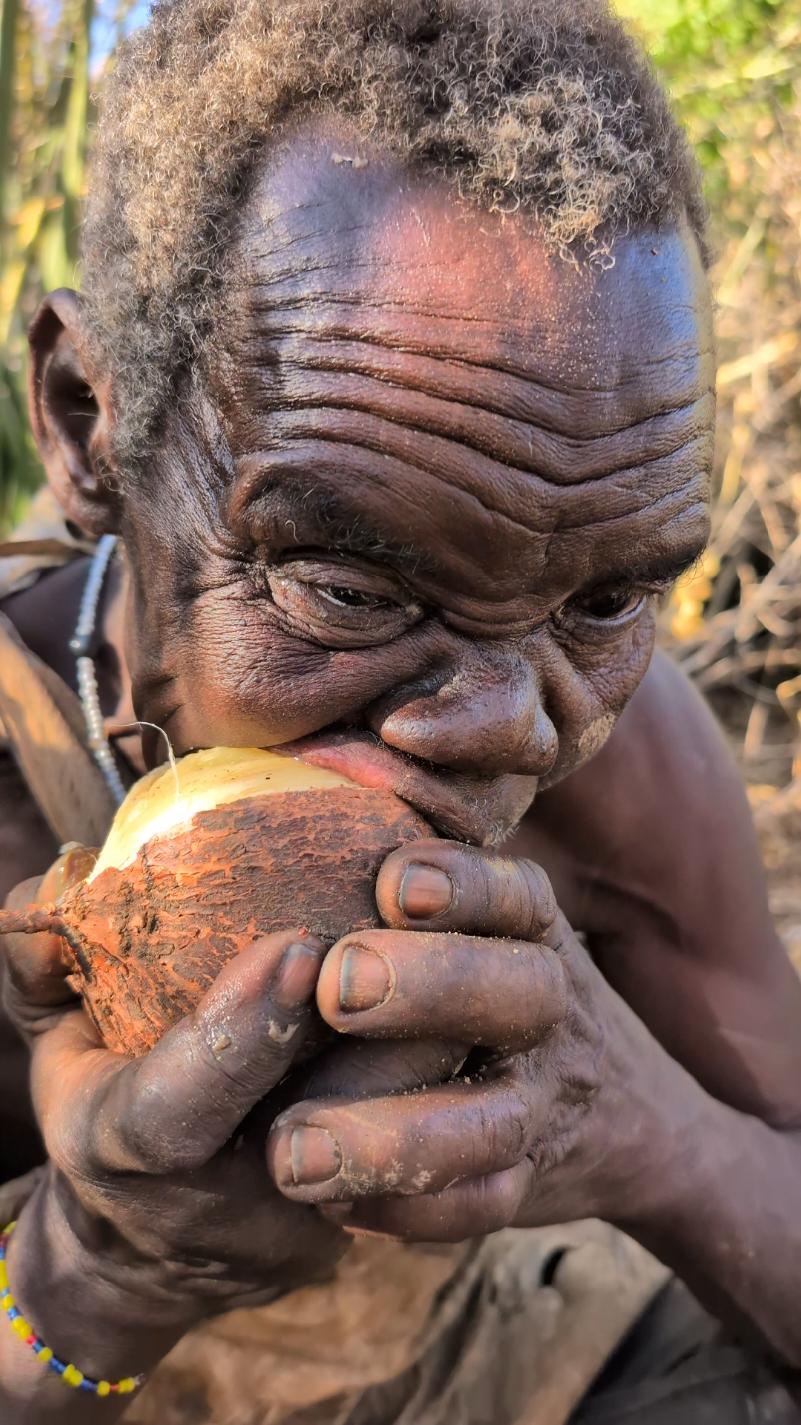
[398,864,454,919]
[290,1126,342,1185]
[339,945,393,1013]
[41,847,98,901]
[274,942,324,1010]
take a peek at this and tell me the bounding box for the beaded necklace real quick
[70,534,127,807]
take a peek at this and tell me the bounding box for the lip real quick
[274,729,538,845]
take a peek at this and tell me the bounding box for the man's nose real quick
[367,647,559,777]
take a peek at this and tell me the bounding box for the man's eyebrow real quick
[244,481,442,577]
[607,542,708,587]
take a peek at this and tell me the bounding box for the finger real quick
[2,848,98,1037]
[30,1007,118,1162]
[292,1038,469,1102]
[86,931,327,1174]
[376,840,558,943]
[267,1071,534,1203]
[324,1162,529,1243]
[316,930,566,1050]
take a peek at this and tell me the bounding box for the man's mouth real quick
[275,729,538,845]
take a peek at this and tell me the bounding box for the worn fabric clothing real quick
[572,1278,800,1425]
[112,1224,670,1425]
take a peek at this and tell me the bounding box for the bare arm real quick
[521,650,801,1367]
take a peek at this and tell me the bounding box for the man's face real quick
[120,122,714,844]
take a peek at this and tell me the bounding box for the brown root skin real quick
[11,786,431,1058]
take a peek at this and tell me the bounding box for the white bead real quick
[72,538,126,808]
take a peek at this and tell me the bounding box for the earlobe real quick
[28,289,121,537]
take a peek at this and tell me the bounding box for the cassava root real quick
[0,747,431,1056]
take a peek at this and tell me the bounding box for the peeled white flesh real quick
[89,746,355,882]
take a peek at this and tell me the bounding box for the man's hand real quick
[0,848,347,1409]
[268,839,675,1240]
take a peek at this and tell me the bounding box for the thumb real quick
[90,931,329,1173]
[1,846,98,1039]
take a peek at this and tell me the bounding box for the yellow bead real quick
[117,1378,136,1394]
[63,1365,84,1388]
[38,1347,53,1364]
[12,1317,32,1339]
[1,1293,14,1310]
[97,1381,111,1397]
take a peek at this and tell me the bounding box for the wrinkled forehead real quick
[220,120,713,392]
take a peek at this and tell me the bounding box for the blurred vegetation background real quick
[1,0,800,948]
[618,0,801,959]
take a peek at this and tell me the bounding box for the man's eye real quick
[318,585,392,610]
[569,586,645,621]
[262,564,424,648]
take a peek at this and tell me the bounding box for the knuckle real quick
[196,1013,293,1096]
[503,1093,533,1163]
[118,1073,199,1174]
[480,1081,531,1166]
[517,861,558,937]
[536,946,568,1030]
[483,1166,525,1223]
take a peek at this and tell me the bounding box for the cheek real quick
[541,611,656,783]
[577,714,617,763]
[150,594,447,752]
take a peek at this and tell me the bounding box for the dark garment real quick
[573,1279,800,1425]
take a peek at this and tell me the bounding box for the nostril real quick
[365,671,454,735]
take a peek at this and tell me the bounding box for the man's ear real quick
[28,289,121,537]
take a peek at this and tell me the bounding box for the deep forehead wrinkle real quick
[232,272,713,418]
[235,155,711,379]
[253,359,714,487]
[240,326,714,444]
[230,432,708,581]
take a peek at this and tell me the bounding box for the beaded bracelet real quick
[0,1222,144,1397]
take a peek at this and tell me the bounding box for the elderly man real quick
[0,1,799,1421]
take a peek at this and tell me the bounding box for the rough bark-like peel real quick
[0,748,431,1056]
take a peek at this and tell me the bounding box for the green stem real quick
[61,0,94,268]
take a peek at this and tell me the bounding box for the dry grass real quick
[649,6,801,965]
